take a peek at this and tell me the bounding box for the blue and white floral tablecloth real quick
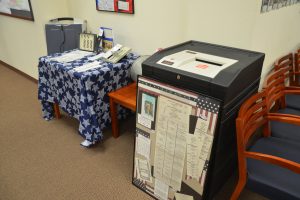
[38,50,139,144]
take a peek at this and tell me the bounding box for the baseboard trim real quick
[0,60,38,84]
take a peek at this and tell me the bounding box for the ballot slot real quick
[195,58,223,67]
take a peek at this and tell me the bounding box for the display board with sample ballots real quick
[133,76,221,200]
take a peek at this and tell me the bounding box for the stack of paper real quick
[88,53,106,61]
[74,61,103,72]
[50,50,94,63]
[88,44,123,61]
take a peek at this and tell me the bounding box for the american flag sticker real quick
[196,108,219,135]
[200,161,209,187]
[133,178,147,190]
[196,95,220,136]
[193,97,220,186]
[196,97,220,114]
[209,113,218,134]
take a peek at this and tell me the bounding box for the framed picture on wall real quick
[0,0,34,21]
[261,0,300,13]
[261,0,269,12]
[96,0,134,14]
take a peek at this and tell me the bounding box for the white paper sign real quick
[136,158,152,183]
[137,133,151,160]
[154,179,169,200]
[0,0,11,14]
[98,0,114,11]
[137,114,152,129]
[154,96,191,191]
[175,193,194,200]
[118,1,129,11]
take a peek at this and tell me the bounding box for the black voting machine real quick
[141,41,265,199]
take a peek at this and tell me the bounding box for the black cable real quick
[49,17,74,22]
[59,25,66,53]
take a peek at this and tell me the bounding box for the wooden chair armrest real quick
[267,114,300,126]
[284,89,300,95]
[285,86,300,90]
[245,151,300,174]
[268,113,300,119]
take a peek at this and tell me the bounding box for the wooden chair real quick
[264,68,300,142]
[294,49,300,86]
[231,90,300,200]
[274,53,295,85]
[271,53,300,111]
[265,66,300,112]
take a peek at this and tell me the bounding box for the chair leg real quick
[230,176,246,200]
[109,98,119,138]
[53,103,61,119]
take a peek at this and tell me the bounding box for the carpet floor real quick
[0,64,267,200]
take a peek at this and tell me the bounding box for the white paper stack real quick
[74,61,103,72]
[88,44,123,61]
[50,50,94,63]
[88,53,106,61]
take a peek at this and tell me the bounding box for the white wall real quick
[0,0,69,79]
[67,0,300,84]
[67,0,187,55]
[184,0,258,49]
[251,3,300,78]
[184,0,300,82]
[1,1,299,82]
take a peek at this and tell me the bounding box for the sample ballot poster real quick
[133,76,221,200]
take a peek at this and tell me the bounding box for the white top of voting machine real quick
[157,50,238,78]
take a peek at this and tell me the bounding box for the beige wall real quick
[67,0,187,55]
[184,0,257,49]
[1,1,300,82]
[0,0,69,79]
[184,0,300,82]
[251,3,300,78]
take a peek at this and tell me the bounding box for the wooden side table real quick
[53,103,61,119]
[108,83,137,138]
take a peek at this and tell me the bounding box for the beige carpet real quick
[0,64,266,200]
